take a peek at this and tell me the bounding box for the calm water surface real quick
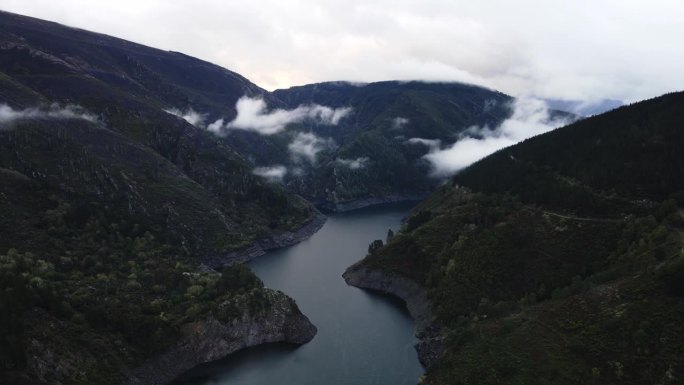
[174,204,424,385]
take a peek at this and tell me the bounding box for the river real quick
[173,203,424,385]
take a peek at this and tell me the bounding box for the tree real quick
[368,239,384,255]
[386,229,395,243]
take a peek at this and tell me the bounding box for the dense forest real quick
[0,11,317,384]
[0,156,282,384]
[357,91,684,385]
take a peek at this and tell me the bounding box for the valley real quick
[0,8,682,385]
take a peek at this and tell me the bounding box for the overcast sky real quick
[2,0,682,102]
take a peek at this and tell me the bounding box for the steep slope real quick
[345,91,684,384]
[0,9,294,198]
[272,81,518,210]
[0,10,281,123]
[0,10,319,254]
[455,91,684,205]
[0,11,320,385]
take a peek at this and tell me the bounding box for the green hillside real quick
[273,81,519,207]
[0,11,316,384]
[354,91,684,385]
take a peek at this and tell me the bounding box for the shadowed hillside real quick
[349,91,684,385]
[0,11,318,384]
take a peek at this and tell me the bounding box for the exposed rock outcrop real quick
[319,194,428,213]
[128,290,316,385]
[342,262,443,369]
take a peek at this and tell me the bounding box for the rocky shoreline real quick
[342,262,444,369]
[318,193,428,213]
[202,211,328,268]
[128,290,317,385]
[128,212,328,385]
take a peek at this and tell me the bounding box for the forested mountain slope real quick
[0,10,316,247]
[0,11,318,384]
[273,81,516,209]
[347,91,684,385]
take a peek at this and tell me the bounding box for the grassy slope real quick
[357,92,684,384]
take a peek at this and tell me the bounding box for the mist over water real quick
[174,204,423,385]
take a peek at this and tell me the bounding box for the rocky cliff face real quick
[318,194,428,213]
[342,262,443,369]
[128,290,316,385]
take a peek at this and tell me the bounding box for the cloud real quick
[4,1,682,103]
[336,157,369,169]
[405,137,441,151]
[253,165,287,182]
[165,107,207,127]
[207,118,224,134]
[290,166,305,177]
[0,103,98,129]
[424,97,570,177]
[288,132,335,163]
[210,97,351,135]
[392,117,409,129]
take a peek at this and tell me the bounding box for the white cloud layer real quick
[288,132,335,163]
[207,118,224,134]
[3,1,682,103]
[212,97,351,135]
[253,165,287,182]
[0,103,98,128]
[165,107,206,128]
[336,157,369,169]
[392,117,409,129]
[405,137,441,151]
[424,97,570,177]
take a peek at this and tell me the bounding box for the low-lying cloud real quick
[252,165,287,182]
[424,97,570,177]
[210,97,352,135]
[405,137,441,151]
[165,107,207,128]
[288,132,335,163]
[392,117,409,129]
[0,103,98,129]
[336,157,369,169]
[206,118,224,134]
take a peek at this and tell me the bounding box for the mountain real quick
[272,81,521,210]
[0,11,320,384]
[345,91,684,384]
[0,10,324,254]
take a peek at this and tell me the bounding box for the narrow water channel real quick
[174,203,424,385]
